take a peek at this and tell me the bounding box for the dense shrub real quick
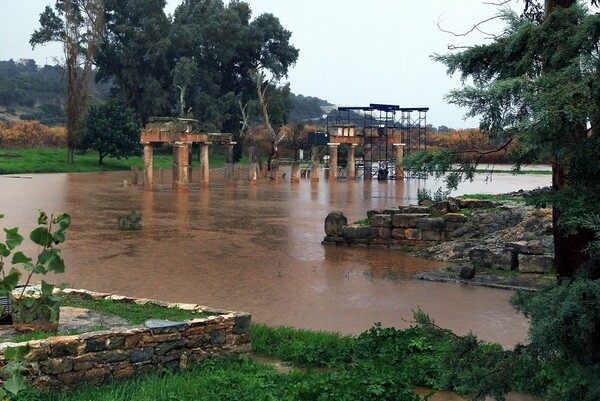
[0,121,66,149]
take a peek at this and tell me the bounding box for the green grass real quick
[60,294,209,325]
[457,193,522,202]
[0,147,245,175]
[472,169,551,175]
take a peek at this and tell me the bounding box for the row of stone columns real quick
[141,141,406,190]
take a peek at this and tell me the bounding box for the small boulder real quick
[459,265,476,279]
[325,212,347,237]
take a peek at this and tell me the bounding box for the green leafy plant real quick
[117,210,142,231]
[0,211,71,325]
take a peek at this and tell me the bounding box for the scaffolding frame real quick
[326,104,429,179]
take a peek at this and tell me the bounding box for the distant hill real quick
[0,58,337,127]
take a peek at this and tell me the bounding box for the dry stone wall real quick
[0,289,252,391]
[323,199,474,249]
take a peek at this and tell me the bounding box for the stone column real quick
[248,146,257,184]
[200,142,210,187]
[393,143,406,180]
[291,161,300,183]
[310,145,320,182]
[225,142,236,181]
[347,144,356,179]
[172,142,190,192]
[270,159,279,182]
[131,166,139,185]
[328,143,339,179]
[142,142,153,191]
[261,162,268,178]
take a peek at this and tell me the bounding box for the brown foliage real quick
[428,129,518,163]
[0,121,67,149]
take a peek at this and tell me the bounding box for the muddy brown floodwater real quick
[0,167,551,349]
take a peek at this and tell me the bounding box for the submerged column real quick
[291,161,300,183]
[225,142,236,182]
[248,146,257,184]
[347,144,356,179]
[172,142,190,192]
[311,146,320,182]
[393,143,406,180]
[328,143,339,179]
[142,142,153,191]
[200,142,210,187]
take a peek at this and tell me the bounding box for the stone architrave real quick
[324,212,347,236]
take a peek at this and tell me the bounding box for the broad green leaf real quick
[0,386,7,399]
[41,280,55,296]
[23,297,36,308]
[38,249,56,264]
[3,268,22,291]
[0,213,4,219]
[48,255,65,274]
[23,262,46,274]
[30,227,52,247]
[11,252,31,265]
[4,345,30,360]
[3,372,26,395]
[37,211,48,225]
[54,213,71,229]
[0,243,9,257]
[4,227,23,250]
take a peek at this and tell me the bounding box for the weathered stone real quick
[72,354,96,371]
[444,213,468,223]
[322,236,346,244]
[40,357,74,374]
[84,338,107,353]
[421,230,441,241]
[447,197,461,213]
[113,365,135,380]
[145,320,189,334]
[83,367,111,385]
[366,209,385,219]
[233,312,251,334]
[445,222,466,232]
[324,212,347,236]
[96,349,130,363]
[401,205,431,214]
[417,218,446,232]
[404,228,422,240]
[370,214,392,228]
[211,331,226,345]
[49,337,84,358]
[391,228,405,239]
[392,213,430,228]
[518,254,554,273]
[156,339,185,355]
[106,336,126,350]
[505,241,544,255]
[356,225,378,239]
[430,201,449,216]
[468,248,497,268]
[459,266,476,279]
[378,227,392,239]
[459,199,495,209]
[342,224,358,239]
[130,347,155,363]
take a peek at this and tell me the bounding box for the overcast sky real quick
[0,0,518,128]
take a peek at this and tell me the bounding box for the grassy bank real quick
[0,147,240,175]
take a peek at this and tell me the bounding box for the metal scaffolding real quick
[326,104,429,179]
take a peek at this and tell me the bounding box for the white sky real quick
[0,0,519,128]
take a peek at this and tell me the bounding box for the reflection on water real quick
[0,167,551,347]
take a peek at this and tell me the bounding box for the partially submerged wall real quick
[0,289,252,391]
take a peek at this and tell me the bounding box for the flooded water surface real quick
[0,168,551,348]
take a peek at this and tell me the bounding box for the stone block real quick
[445,222,465,232]
[430,201,449,216]
[401,205,431,214]
[444,213,468,223]
[40,357,74,375]
[370,214,392,228]
[130,347,155,363]
[421,230,441,241]
[342,225,358,239]
[391,228,405,239]
[447,197,461,212]
[459,199,495,209]
[378,227,392,239]
[356,225,378,239]
[469,248,497,268]
[518,254,554,274]
[505,241,544,255]
[156,339,185,355]
[145,320,189,334]
[49,337,84,358]
[404,228,422,240]
[367,209,385,219]
[233,312,251,334]
[459,266,476,279]
[392,213,430,228]
[417,217,446,232]
[324,212,347,236]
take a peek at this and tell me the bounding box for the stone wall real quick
[0,289,252,391]
[323,198,488,249]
